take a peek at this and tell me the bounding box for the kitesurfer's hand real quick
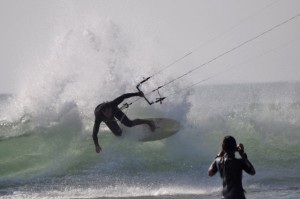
[95,145,102,153]
[137,91,144,97]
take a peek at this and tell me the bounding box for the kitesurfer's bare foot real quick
[148,120,156,132]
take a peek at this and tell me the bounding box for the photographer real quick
[208,136,256,199]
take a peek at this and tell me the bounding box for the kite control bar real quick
[136,77,153,105]
[136,77,166,106]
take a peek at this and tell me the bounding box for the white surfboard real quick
[125,118,181,142]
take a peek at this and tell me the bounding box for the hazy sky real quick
[0,0,300,93]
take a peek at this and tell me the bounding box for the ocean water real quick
[0,20,300,199]
[1,81,299,199]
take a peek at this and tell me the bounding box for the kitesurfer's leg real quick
[104,119,122,136]
[113,107,156,131]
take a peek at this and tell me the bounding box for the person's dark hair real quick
[101,103,111,111]
[222,136,237,153]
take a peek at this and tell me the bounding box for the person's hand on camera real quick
[237,143,246,158]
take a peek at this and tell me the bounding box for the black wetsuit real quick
[209,153,254,199]
[92,92,140,147]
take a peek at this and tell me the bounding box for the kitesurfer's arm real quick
[111,92,144,107]
[92,118,102,153]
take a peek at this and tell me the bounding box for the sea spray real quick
[0,18,189,187]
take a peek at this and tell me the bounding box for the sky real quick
[0,0,300,93]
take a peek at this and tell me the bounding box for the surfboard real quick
[137,118,181,142]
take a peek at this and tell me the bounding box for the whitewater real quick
[0,20,300,199]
